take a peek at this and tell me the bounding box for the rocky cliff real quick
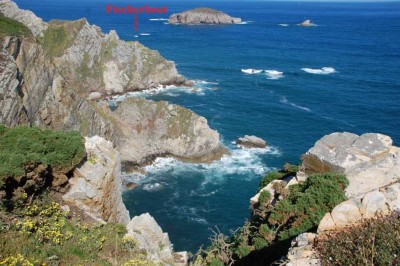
[0,0,225,165]
[168,8,242,25]
[283,132,400,265]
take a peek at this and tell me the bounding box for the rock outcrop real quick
[236,135,267,148]
[125,213,188,265]
[0,0,225,165]
[63,136,130,225]
[301,132,400,198]
[282,132,400,265]
[168,8,241,25]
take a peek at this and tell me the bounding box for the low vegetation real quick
[0,14,32,39]
[194,163,348,266]
[0,125,85,178]
[0,193,147,265]
[315,212,400,266]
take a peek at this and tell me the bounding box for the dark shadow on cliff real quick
[233,239,292,266]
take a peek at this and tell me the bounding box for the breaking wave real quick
[149,18,168,21]
[265,70,284,80]
[241,68,263,74]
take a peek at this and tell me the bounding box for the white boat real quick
[241,68,262,74]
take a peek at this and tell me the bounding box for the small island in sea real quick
[168,7,242,25]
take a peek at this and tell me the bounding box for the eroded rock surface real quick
[169,8,241,25]
[63,136,130,224]
[302,132,400,197]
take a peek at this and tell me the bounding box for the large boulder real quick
[302,132,400,197]
[236,135,267,148]
[169,8,241,25]
[63,136,130,225]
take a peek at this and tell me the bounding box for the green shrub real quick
[235,245,251,259]
[283,163,300,173]
[258,190,272,206]
[210,259,224,266]
[253,237,268,250]
[0,125,85,179]
[259,224,275,243]
[315,212,400,265]
[259,171,285,190]
[268,173,348,240]
[0,14,32,39]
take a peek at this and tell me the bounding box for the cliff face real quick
[168,8,242,25]
[0,0,225,164]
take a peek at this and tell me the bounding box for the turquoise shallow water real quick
[15,0,400,252]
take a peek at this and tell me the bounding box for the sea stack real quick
[168,7,242,25]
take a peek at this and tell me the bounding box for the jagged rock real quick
[299,19,315,27]
[0,0,47,36]
[0,1,226,165]
[125,213,187,265]
[302,132,400,197]
[63,136,130,225]
[169,8,241,25]
[236,135,267,148]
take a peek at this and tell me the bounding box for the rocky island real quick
[168,8,242,25]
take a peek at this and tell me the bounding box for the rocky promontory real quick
[0,0,226,165]
[168,8,242,25]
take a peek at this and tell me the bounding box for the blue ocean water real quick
[14,0,400,253]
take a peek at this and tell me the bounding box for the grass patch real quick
[0,125,85,179]
[0,14,32,39]
[315,212,400,265]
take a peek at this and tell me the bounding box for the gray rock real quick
[125,213,185,265]
[169,8,241,25]
[237,135,267,148]
[63,136,130,225]
[302,132,400,197]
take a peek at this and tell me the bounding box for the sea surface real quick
[14,0,400,252]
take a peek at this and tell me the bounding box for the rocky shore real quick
[0,0,226,166]
[168,8,242,25]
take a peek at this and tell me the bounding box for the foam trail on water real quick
[140,33,151,36]
[301,67,336,75]
[149,18,168,21]
[279,23,289,27]
[280,96,311,112]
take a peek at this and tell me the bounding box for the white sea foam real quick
[149,18,168,21]
[280,96,311,112]
[237,21,252,25]
[142,145,280,187]
[140,33,151,36]
[133,35,139,38]
[142,182,164,192]
[241,68,263,74]
[265,70,284,80]
[279,23,289,27]
[108,80,218,101]
[301,67,336,75]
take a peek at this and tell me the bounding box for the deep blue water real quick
[14,0,400,253]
